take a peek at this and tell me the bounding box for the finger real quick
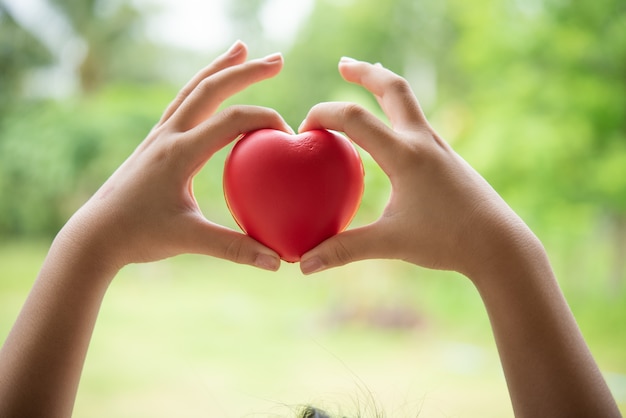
[299,223,396,275]
[299,101,398,175]
[338,57,429,131]
[188,220,281,271]
[182,105,293,174]
[168,53,284,132]
[158,40,248,127]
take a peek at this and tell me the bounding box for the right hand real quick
[57,41,290,275]
[299,57,538,278]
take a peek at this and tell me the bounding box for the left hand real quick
[298,57,533,278]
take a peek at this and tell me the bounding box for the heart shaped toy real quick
[223,129,364,262]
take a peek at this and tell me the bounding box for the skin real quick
[0,44,620,417]
[299,57,621,417]
[0,41,290,417]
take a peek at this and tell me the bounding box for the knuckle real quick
[331,237,353,266]
[220,105,282,130]
[142,132,185,168]
[389,136,432,171]
[196,76,217,95]
[219,105,247,122]
[385,74,412,96]
[341,103,369,124]
[224,235,247,263]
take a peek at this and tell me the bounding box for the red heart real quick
[223,129,364,262]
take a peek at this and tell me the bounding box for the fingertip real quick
[225,40,246,59]
[297,118,324,134]
[338,58,387,85]
[297,113,317,133]
[261,52,283,64]
[298,102,330,133]
[268,110,295,135]
[338,62,361,84]
[300,255,327,275]
[218,41,247,69]
[300,226,384,275]
[285,123,296,135]
[270,111,294,134]
[256,52,284,79]
[254,253,281,272]
[297,118,308,133]
[339,56,358,65]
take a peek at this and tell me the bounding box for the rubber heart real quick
[223,128,364,263]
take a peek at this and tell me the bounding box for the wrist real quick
[50,212,124,287]
[461,215,549,292]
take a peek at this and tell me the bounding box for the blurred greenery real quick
[0,0,625,416]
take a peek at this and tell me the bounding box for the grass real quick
[0,240,624,417]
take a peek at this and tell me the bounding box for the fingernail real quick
[226,40,245,57]
[374,62,384,68]
[340,56,357,64]
[262,52,283,63]
[255,253,280,271]
[300,256,325,275]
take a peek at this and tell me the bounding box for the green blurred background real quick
[1,0,624,416]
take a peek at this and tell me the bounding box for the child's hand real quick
[299,58,536,278]
[60,41,289,273]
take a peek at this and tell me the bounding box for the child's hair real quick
[296,404,387,418]
[298,406,332,418]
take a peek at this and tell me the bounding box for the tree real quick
[0,0,172,236]
[0,2,52,118]
[235,0,626,288]
[525,0,626,288]
[46,0,159,93]
[436,0,626,289]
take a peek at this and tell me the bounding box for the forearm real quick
[468,232,620,417]
[0,228,118,418]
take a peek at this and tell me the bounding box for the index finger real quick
[338,57,429,132]
[299,101,399,175]
[167,53,284,132]
[157,40,248,127]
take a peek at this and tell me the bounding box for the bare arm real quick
[299,57,620,417]
[0,41,289,418]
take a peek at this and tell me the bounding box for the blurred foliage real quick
[0,3,53,118]
[229,0,626,288]
[0,85,171,235]
[1,0,625,414]
[46,0,164,92]
[0,0,624,288]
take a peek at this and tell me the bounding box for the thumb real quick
[191,222,282,271]
[299,224,387,275]
[225,234,283,272]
